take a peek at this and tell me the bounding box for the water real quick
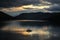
[0,21,60,40]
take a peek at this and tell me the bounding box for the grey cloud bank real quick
[46,0,60,4]
[0,0,40,8]
[46,4,60,11]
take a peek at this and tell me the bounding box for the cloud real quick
[0,5,51,17]
[46,0,60,4]
[0,5,50,12]
[0,0,40,8]
[0,0,52,17]
[46,4,60,12]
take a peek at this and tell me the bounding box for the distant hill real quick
[14,12,60,20]
[0,11,13,21]
[14,12,54,20]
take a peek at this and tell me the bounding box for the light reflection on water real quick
[0,21,60,40]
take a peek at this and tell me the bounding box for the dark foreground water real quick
[0,21,60,40]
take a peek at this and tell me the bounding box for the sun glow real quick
[22,5,50,9]
[0,4,51,12]
[1,25,51,37]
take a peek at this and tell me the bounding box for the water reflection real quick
[0,21,60,40]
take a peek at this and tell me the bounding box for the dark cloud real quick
[46,0,60,4]
[0,0,40,8]
[46,4,60,11]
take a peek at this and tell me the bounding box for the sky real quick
[0,0,60,17]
